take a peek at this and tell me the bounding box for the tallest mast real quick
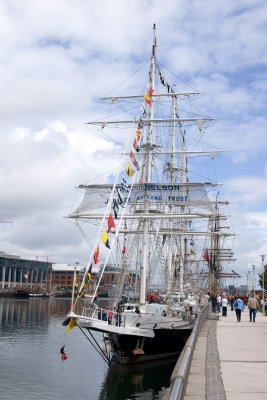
[145,23,156,182]
[140,24,156,306]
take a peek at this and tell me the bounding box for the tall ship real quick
[64,25,237,365]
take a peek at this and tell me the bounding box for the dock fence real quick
[163,302,211,400]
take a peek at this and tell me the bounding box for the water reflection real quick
[99,358,176,400]
[0,297,71,333]
[0,298,175,400]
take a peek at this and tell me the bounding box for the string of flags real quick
[125,125,142,177]
[157,65,173,94]
[157,65,203,132]
[75,125,142,303]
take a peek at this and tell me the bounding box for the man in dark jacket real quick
[211,293,217,313]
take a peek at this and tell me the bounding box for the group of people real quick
[210,292,259,322]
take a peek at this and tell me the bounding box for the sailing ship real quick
[64,25,237,365]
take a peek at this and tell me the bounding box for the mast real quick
[179,130,188,298]
[212,202,220,292]
[140,24,156,306]
[208,197,238,293]
[166,89,177,310]
[69,25,237,308]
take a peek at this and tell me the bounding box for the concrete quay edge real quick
[184,306,267,400]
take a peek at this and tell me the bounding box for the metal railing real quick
[163,302,211,400]
[82,306,124,327]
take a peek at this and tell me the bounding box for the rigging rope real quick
[78,325,111,366]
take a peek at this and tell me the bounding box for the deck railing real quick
[82,306,123,327]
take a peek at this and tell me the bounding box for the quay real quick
[164,306,267,400]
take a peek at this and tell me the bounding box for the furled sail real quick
[73,182,216,215]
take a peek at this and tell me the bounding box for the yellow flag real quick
[102,229,108,244]
[136,127,141,140]
[144,92,151,105]
[66,317,78,333]
[101,229,111,249]
[77,281,85,300]
[126,162,135,176]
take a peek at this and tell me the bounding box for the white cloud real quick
[226,175,267,206]
[0,0,267,288]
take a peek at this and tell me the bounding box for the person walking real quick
[230,294,235,311]
[221,295,228,317]
[233,296,244,322]
[247,293,257,322]
[216,293,222,313]
[210,293,217,313]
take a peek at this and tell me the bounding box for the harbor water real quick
[0,298,176,400]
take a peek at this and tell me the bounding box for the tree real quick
[258,264,267,290]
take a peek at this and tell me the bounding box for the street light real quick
[260,255,265,316]
[252,265,255,291]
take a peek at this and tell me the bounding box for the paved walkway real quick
[217,306,267,400]
[184,306,267,400]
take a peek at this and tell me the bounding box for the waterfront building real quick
[0,253,138,297]
[51,263,85,290]
[0,251,52,292]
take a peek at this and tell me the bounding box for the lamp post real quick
[252,265,255,291]
[262,255,265,315]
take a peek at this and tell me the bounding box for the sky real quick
[0,0,267,288]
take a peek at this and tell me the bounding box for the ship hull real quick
[104,326,192,364]
[16,288,51,298]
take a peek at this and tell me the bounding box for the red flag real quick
[133,137,140,152]
[60,345,68,361]
[122,235,127,254]
[108,213,115,232]
[129,150,140,171]
[94,245,99,264]
[202,249,210,263]
[133,137,138,149]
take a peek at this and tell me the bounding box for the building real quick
[0,251,52,291]
[52,263,85,289]
[0,252,139,297]
[238,284,249,293]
